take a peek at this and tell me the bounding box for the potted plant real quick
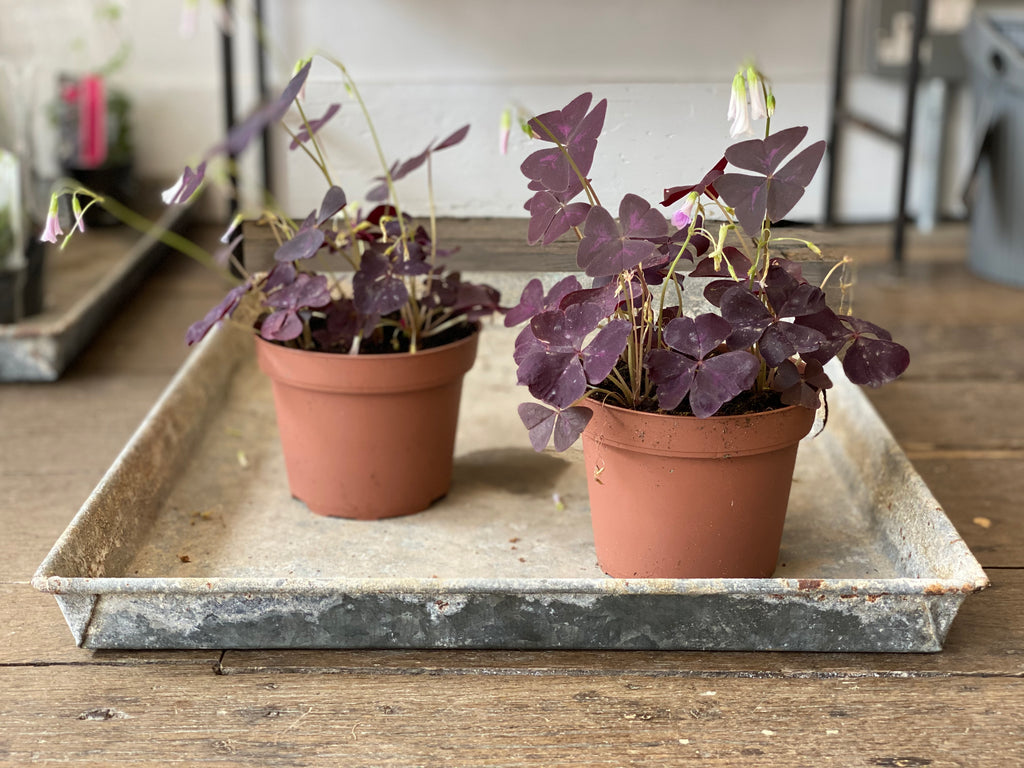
[506,66,910,578]
[43,55,501,520]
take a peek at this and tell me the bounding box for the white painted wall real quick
[0,0,975,226]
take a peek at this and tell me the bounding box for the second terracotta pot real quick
[581,400,816,579]
[254,329,479,520]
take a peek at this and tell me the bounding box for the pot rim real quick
[583,395,818,458]
[253,321,480,362]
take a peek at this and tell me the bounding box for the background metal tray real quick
[33,271,989,651]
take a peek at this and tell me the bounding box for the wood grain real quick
[2,663,1020,767]
[2,221,1022,767]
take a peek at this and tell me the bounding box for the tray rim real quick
[31,275,991,651]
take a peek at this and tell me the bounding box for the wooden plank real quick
[865,381,1024,453]
[1,663,1019,767]
[0,584,220,667]
[910,458,1024,567]
[217,570,1022,678]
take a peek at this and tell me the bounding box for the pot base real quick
[583,400,816,579]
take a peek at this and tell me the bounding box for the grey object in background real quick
[962,7,1024,286]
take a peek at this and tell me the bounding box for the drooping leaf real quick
[289,103,341,149]
[185,282,249,346]
[661,156,729,206]
[434,123,471,151]
[518,402,592,452]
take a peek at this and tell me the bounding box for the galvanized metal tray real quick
[0,201,189,382]
[33,271,989,651]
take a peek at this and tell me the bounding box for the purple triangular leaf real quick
[724,126,808,175]
[663,313,733,360]
[581,318,630,384]
[274,227,325,262]
[714,172,768,237]
[259,309,304,342]
[644,348,698,411]
[317,185,348,225]
[433,123,470,151]
[289,103,341,149]
[688,351,760,418]
[185,283,249,346]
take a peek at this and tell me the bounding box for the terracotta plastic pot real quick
[581,400,816,579]
[254,329,479,520]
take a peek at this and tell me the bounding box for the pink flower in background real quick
[39,197,63,244]
[671,191,699,229]
[499,108,512,155]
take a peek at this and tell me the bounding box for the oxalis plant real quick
[42,54,500,354]
[507,66,910,452]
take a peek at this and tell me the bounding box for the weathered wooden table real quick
[2,221,1021,766]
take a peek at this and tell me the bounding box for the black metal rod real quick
[893,0,929,268]
[254,0,272,199]
[825,0,849,227]
[220,0,238,219]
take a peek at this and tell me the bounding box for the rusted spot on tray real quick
[798,579,823,590]
[865,593,891,603]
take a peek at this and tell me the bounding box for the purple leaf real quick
[577,195,668,277]
[581,318,630,384]
[663,313,732,360]
[312,298,360,351]
[289,103,341,149]
[352,250,409,316]
[842,335,910,388]
[521,94,607,193]
[724,126,808,175]
[773,358,832,409]
[504,275,582,327]
[185,283,249,346]
[220,60,312,157]
[317,185,347,225]
[644,348,698,411]
[274,227,325,262]
[687,351,760,418]
[530,302,603,351]
[661,156,728,206]
[526,190,590,246]
[757,321,825,367]
[264,272,331,311]
[720,285,772,348]
[517,348,587,409]
[434,123,470,151]
[518,402,592,452]
[715,127,826,237]
[259,309,304,341]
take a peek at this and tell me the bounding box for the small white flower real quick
[747,68,769,122]
[161,172,185,205]
[727,72,751,137]
[220,213,244,244]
